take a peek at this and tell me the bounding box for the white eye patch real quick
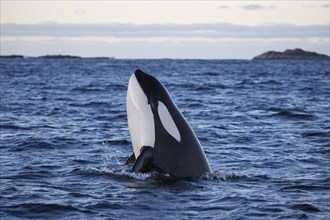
[158,101,181,142]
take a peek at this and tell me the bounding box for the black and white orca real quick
[126,69,211,178]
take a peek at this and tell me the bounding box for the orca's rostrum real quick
[126,69,211,178]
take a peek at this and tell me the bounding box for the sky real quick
[1,1,329,59]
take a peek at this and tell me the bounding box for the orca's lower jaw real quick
[126,73,155,158]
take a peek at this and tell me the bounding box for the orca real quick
[126,69,211,178]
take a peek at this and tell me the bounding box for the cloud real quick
[322,4,329,9]
[74,9,87,14]
[218,5,230,9]
[1,22,328,39]
[241,4,276,10]
[302,4,329,9]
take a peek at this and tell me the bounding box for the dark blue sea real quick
[0,58,329,219]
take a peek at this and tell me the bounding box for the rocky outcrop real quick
[38,55,81,59]
[253,49,330,60]
[0,55,24,59]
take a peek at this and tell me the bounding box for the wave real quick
[291,204,321,213]
[102,139,131,146]
[0,124,31,130]
[203,71,220,76]
[71,83,126,93]
[8,140,54,152]
[268,108,314,120]
[71,87,105,92]
[5,135,81,152]
[167,81,227,91]
[1,203,83,218]
[195,83,227,91]
[302,131,330,138]
[0,123,56,131]
[69,101,109,108]
[280,184,330,192]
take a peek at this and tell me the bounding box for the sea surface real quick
[0,58,329,219]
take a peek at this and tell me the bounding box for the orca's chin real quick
[126,73,155,158]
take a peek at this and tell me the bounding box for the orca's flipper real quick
[132,146,154,173]
[124,153,136,165]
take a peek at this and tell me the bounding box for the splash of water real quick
[202,171,244,181]
[101,141,126,167]
[99,141,244,182]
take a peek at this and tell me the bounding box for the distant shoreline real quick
[0,55,248,60]
[0,54,115,59]
[1,50,330,61]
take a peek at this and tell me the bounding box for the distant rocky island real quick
[0,55,24,59]
[0,55,115,59]
[38,55,82,59]
[253,48,330,60]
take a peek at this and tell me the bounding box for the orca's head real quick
[126,69,181,158]
[133,69,168,109]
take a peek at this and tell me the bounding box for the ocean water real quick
[0,58,329,219]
